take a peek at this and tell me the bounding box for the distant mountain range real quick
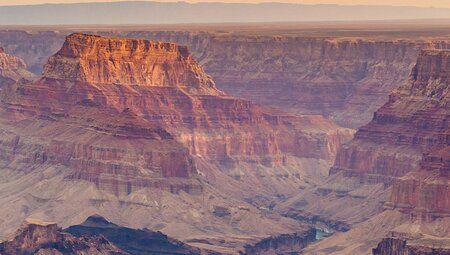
[1,1,450,25]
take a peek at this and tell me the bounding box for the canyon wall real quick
[108,31,450,128]
[1,30,450,128]
[327,49,450,218]
[384,50,450,218]
[0,33,345,252]
[279,49,450,255]
[135,32,449,128]
[330,50,449,187]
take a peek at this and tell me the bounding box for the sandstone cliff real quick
[44,33,217,95]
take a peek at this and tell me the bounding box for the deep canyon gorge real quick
[0,21,449,255]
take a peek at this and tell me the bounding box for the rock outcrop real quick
[44,33,217,94]
[0,218,125,255]
[0,215,220,255]
[65,215,218,255]
[0,48,35,89]
[243,229,317,255]
[373,237,450,255]
[0,30,65,73]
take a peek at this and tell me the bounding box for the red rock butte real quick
[0,33,352,203]
[43,33,218,95]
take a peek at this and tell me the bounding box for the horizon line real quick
[0,0,446,9]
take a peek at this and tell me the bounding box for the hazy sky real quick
[0,0,449,8]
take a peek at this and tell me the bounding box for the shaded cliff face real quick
[243,230,317,255]
[0,33,346,252]
[0,218,125,255]
[0,215,221,255]
[65,215,218,255]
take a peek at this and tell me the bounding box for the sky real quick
[0,0,449,8]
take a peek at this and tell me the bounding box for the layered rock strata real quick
[279,49,450,254]
[2,33,351,196]
[331,50,450,188]
[383,50,450,218]
[2,30,450,128]
[0,33,349,252]
[102,31,450,128]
